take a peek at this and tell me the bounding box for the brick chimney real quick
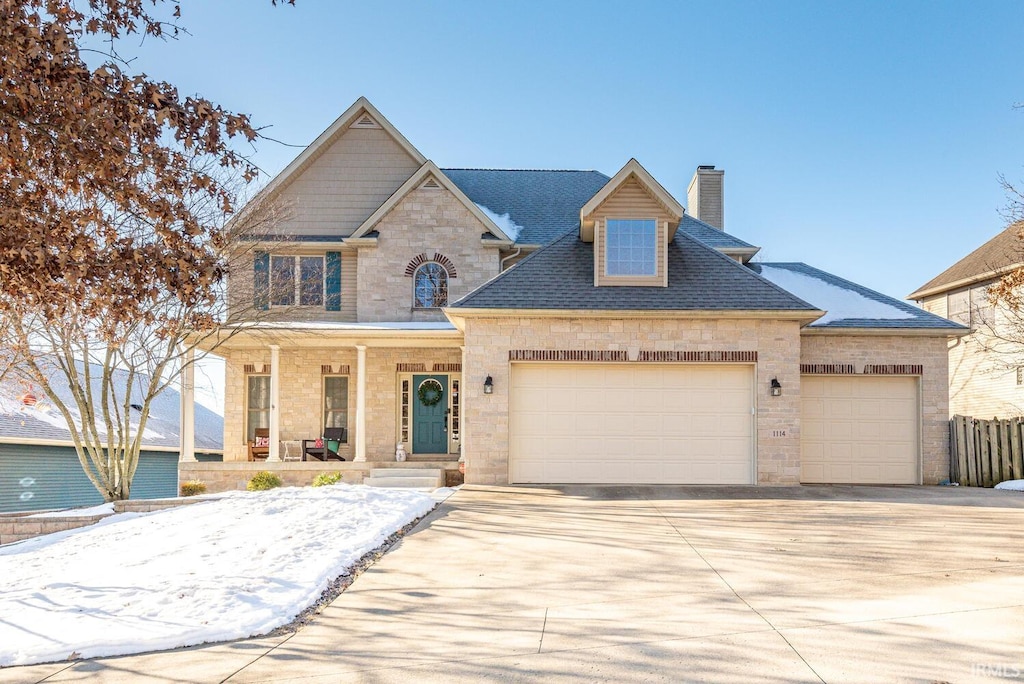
[687,165,724,230]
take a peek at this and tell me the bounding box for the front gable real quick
[240,97,426,240]
[580,159,685,288]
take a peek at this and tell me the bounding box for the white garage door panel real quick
[800,375,919,485]
[510,364,754,484]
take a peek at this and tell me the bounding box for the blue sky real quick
[124,0,1023,298]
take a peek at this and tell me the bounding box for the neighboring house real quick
[197,96,965,487]
[0,363,223,512]
[910,223,1024,417]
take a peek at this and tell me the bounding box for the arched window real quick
[413,262,449,308]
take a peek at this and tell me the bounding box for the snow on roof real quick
[475,203,526,242]
[756,264,915,325]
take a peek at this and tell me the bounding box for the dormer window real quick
[605,219,657,277]
[413,262,449,308]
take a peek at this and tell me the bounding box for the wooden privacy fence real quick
[949,415,1024,487]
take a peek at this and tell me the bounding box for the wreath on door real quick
[418,378,444,407]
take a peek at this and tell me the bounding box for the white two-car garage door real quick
[509,364,754,484]
[800,375,919,484]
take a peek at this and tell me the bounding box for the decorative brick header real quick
[864,364,923,375]
[397,363,427,372]
[243,364,269,374]
[509,350,629,362]
[322,364,351,375]
[405,252,458,278]
[638,351,757,363]
[800,364,857,374]
[433,363,462,372]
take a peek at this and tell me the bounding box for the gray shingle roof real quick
[451,229,818,312]
[442,169,611,245]
[750,262,966,330]
[677,215,756,250]
[910,223,1024,298]
[0,363,223,449]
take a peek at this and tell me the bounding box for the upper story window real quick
[271,255,324,307]
[414,262,449,308]
[948,285,994,328]
[605,219,657,277]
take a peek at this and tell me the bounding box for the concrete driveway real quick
[6,485,1024,683]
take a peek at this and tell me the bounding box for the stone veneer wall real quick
[460,317,804,486]
[800,334,950,484]
[222,346,462,462]
[356,185,502,322]
[179,461,460,494]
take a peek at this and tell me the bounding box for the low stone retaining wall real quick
[0,511,109,545]
[0,497,210,545]
[179,460,461,494]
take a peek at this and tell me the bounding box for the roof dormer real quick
[580,159,685,288]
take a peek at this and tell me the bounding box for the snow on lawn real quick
[995,479,1024,491]
[27,503,115,518]
[0,485,436,667]
[757,265,914,325]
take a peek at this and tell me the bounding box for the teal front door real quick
[412,375,448,454]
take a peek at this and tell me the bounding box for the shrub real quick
[312,472,344,487]
[247,471,282,491]
[180,480,207,497]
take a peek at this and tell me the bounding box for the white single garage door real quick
[800,375,919,484]
[510,364,754,484]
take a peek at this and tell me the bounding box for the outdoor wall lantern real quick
[770,378,783,397]
[483,375,494,394]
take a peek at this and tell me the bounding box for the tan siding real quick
[270,127,420,237]
[588,179,674,288]
[226,248,358,323]
[920,293,948,318]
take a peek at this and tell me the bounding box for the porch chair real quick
[303,427,347,461]
[248,427,271,462]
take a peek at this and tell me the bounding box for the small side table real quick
[281,440,303,462]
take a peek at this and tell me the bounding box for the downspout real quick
[500,247,522,272]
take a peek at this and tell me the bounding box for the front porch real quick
[180,460,463,493]
[179,323,468,485]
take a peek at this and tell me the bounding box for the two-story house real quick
[190,97,965,487]
[911,223,1024,417]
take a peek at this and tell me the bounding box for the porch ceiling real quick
[194,323,464,351]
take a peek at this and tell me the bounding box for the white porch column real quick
[459,345,467,463]
[354,344,367,462]
[268,344,281,462]
[179,346,196,462]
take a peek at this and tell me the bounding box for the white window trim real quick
[412,261,449,309]
[245,374,270,443]
[269,254,326,308]
[322,374,350,443]
[604,218,658,277]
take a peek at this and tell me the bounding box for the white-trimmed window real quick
[271,255,324,307]
[323,376,349,442]
[605,219,657,276]
[246,375,270,441]
[413,262,449,308]
[947,290,970,326]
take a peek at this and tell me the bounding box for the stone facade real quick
[459,316,804,486]
[356,185,502,322]
[800,334,950,484]
[221,345,462,462]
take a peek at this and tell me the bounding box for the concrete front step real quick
[363,476,442,489]
[365,468,444,489]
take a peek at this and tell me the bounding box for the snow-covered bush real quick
[247,471,282,491]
